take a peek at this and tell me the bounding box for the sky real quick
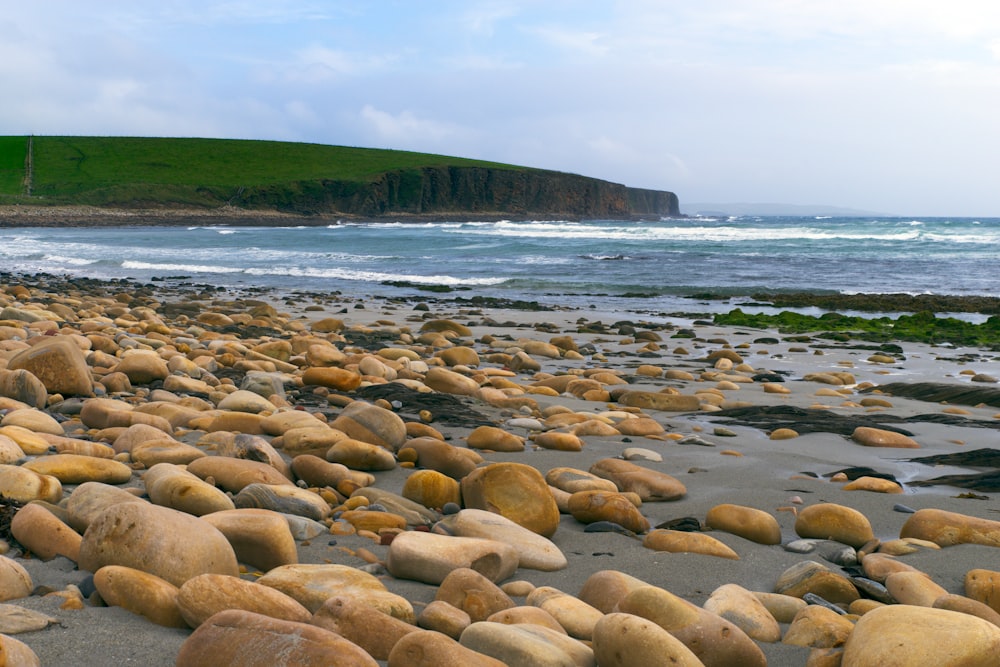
[4,1,1000,216]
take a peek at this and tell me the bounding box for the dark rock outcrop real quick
[241,166,679,219]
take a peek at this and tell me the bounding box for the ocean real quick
[3,216,998,317]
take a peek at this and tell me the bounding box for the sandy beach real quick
[0,274,998,666]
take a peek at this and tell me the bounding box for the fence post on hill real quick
[22,135,33,197]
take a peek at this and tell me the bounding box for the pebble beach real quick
[0,273,998,666]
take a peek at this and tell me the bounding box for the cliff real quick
[239,166,679,219]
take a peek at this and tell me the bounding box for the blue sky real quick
[4,1,1000,215]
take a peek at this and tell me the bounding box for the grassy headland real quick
[0,136,678,219]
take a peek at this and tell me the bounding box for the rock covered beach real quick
[0,274,996,665]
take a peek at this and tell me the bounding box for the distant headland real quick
[0,136,679,224]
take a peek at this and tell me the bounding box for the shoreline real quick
[0,205,680,227]
[0,273,998,664]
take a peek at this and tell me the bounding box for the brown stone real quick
[842,605,1000,667]
[705,503,781,545]
[200,508,298,572]
[79,501,239,587]
[592,612,704,667]
[175,609,378,667]
[568,490,650,533]
[312,595,420,661]
[619,585,767,666]
[795,502,874,548]
[92,565,185,628]
[7,335,93,396]
[461,462,561,537]
[643,529,740,559]
[177,573,311,628]
[386,531,518,586]
[436,568,515,623]
[388,629,506,667]
[589,458,686,501]
[10,502,81,562]
[900,508,1000,548]
[851,426,920,448]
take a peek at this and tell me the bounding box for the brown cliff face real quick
[243,167,679,219]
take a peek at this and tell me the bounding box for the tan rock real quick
[175,609,378,666]
[619,585,767,666]
[10,502,81,562]
[752,592,808,623]
[704,583,781,643]
[330,400,407,451]
[851,426,919,448]
[545,467,619,494]
[386,531,518,585]
[312,595,420,661]
[186,456,293,492]
[200,508,298,572]
[0,465,62,504]
[532,431,584,451]
[7,335,93,396]
[589,458,686,501]
[459,621,593,667]
[643,529,740,559]
[144,463,235,516]
[388,629,506,667]
[424,367,480,396]
[0,369,47,409]
[775,560,860,605]
[93,565,185,628]
[0,556,32,602]
[577,570,649,613]
[325,437,396,471]
[434,509,567,571]
[177,573,310,627]
[257,563,414,620]
[705,503,781,545]
[116,349,169,384]
[402,469,461,510]
[461,462,561,537]
[486,606,566,633]
[64,481,144,532]
[0,633,42,666]
[397,437,482,480]
[885,570,948,606]
[418,601,471,638]
[782,605,854,648]
[900,508,1000,548]
[966,568,1000,614]
[593,612,704,667]
[1,408,65,435]
[301,366,362,391]
[842,476,903,493]
[466,425,525,452]
[526,585,603,640]
[79,501,239,586]
[933,593,1000,627]
[842,605,1000,667]
[795,502,875,548]
[233,483,330,521]
[618,390,701,412]
[436,568,515,622]
[568,490,650,533]
[22,453,131,485]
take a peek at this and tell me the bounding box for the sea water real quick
[2,216,997,316]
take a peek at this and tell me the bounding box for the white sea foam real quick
[122,261,244,273]
[243,265,505,285]
[43,255,98,266]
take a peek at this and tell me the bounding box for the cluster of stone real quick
[0,279,996,665]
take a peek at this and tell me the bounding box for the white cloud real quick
[358,105,473,148]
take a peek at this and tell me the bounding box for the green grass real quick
[714,308,1000,349]
[0,136,27,195]
[24,136,526,208]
